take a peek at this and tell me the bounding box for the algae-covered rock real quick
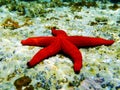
[14,76,32,90]
[109,4,120,10]
[24,85,34,90]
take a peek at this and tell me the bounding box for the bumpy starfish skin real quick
[21,28,114,74]
[67,36,114,47]
[21,37,55,47]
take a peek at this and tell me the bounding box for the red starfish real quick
[21,28,114,74]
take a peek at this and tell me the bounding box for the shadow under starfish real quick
[21,28,114,74]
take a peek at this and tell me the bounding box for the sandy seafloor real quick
[0,1,120,90]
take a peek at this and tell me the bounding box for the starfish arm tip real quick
[27,62,34,68]
[74,64,82,74]
[21,40,25,45]
[110,40,115,44]
[75,71,80,74]
[105,39,115,46]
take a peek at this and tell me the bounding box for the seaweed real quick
[71,0,98,8]
[4,0,65,17]
[70,0,98,12]
[1,17,20,29]
[7,73,16,81]
[1,17,33,30]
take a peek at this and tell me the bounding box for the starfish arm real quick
[61,39,82,74]
[21,36,55,47]
[51,28,68,36]
[67,36,114,48]
[27,38,61,67]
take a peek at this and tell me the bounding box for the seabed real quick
[0,0,120,90]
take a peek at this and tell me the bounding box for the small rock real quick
[14,76,32,90]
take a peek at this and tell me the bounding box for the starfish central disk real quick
[21,28,114,74]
